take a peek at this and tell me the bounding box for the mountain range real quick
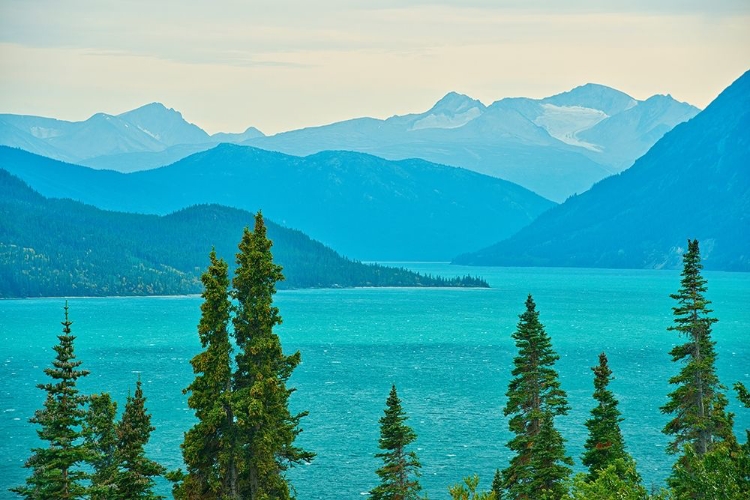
[0,170,488,298]
[454,70,750,271]
[0,85,698,201]
[0,103,264,172]
[0,145,554,261]
[245,85,698,201]
[2,73,745,273]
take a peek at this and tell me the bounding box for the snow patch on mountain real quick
[29,126,64,139]
[533,104,609,151]
[137,125,160,141]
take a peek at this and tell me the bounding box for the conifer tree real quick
[661,239,733,457]
[491,469,502,499]
[84,393,119,500]
[669,443,747,500]
[448,474,497,500]
[735,382,750,408]
[231,212,314,499]
[582,353,635,480]
[731,382,750,497]
[177,250,236,499]
[115,377,165,500]
[501,294,572,500]
[568,459,656,500]
[371,384,422,500]
[11,302,90,500]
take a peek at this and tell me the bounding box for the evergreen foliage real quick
[371,385,422,500]
[491,469,502,500]
[448,475,497,500]
[231,213,314,499]
[174,216,313,499]
[11,302,91,500]
[567,459,660,500]
[176,250,236,500]
[581,353,635,480]
[661,239,734,458]
[730,382,750,498]
[84,393,119,500]
[502,294,572,500]
[115,377,166,500]
[735,382,750,408]
[668,443,748,499]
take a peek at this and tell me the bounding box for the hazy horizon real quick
[1,1,749,135]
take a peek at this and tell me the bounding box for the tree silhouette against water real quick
[11,302,90,500]
[502,294,572,499]
[371,384,422,500]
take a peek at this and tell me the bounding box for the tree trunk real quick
[694,321,708,456]
[225,379,240,499]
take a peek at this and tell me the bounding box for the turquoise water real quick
[1,265,748,499]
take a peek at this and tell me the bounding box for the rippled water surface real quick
[2,265,748,498]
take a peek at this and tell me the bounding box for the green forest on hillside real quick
[0,170,487,297]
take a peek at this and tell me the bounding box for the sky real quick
[1,1,749,135]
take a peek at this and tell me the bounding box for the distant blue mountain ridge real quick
[0,145,554,261]
[0,84,698,201]
[454,70,750,271]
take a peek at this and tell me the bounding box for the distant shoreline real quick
[0,284,492,300]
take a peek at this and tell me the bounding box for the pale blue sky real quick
[1,1,748,134]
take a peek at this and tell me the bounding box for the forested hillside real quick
[0,145,554,261]
[0,170,486,297]
[455,70,750,271]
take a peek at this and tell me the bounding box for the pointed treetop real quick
[372,384,421,500]
[254,210,267,238]
[525,293,536,312]
[593,352,613,389]
[62,300,72,331]
[582,351,634,480]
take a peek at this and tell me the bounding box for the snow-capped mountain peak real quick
[543,83,638,116]
[411,92,486,130]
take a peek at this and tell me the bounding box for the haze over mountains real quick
[248,85,698,201]
[0,103,264,173]
[0,145,553,261]
[1,73,746,275]
[455,70,750,271]
[0,84,698,201]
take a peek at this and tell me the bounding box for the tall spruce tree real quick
[177,250,237,499]
[501,294,572,500]
[115,377,165,500]
[371,385,422,500]
[661,239,733,457]
[11,302,91,500]
[231,212,314,499]
[84,393,119,500]
[582,353,634,480]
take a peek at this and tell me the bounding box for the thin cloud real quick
[0,1,748,133]
[81,48,313,69]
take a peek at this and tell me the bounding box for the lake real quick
[1,264,748,499]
